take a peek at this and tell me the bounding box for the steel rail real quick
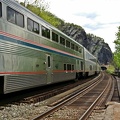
[32,73,103,120]
[79,74,112,120]
[22,75,100,104]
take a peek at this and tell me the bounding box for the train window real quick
[0,2,2,17]
[27,18,39,34]
[81,61,83,70]
[90,65,92,70]
[66,40,70,48]
[71,43,75,50]
[64,64,66,70]
[79,47,82,53]
[42,26,50,39]
[7,7,24,28]
[34,22,39,34]
[67,64,71,70]
[48,56,51,67]
[7,7,15,24]
[52,32,58,42]
[27,18,33,31]
[75,46,78,51]
[60,37,65,45]
[72,65,74,71]
[16,12,24,27]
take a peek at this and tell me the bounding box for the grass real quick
[106,65,115,74]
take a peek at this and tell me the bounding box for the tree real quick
[19,0,64,27]
[19,0,49,11]
[114,26,120,68]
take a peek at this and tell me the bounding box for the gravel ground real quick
[88,102,120,120]
[0,101,50,120]
[44,106,83,120]
[1,101,120,120]
[88,109,106,120]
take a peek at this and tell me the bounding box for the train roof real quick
[84,47,97,59]
[1,0,83,48]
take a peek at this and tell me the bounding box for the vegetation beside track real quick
[106,65,115,74]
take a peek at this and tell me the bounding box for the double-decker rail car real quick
[84,48,100,77]
[0,0,100,94]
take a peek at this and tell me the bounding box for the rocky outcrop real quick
[58,23,88,48]
[86,34,113,64]
[58,23,113,64]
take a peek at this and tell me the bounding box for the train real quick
[0,0,100,94]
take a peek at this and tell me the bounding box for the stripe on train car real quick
[0,71,46,75]
[0,70,77,75]
[0,30,83,60]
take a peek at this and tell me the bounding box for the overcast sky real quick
[19,0,120,52]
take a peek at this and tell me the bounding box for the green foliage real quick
[39,11,64,27]
[114,26,120,52]
[106,65,115,74]
[113,26,120,68]
[113,51,120,68]
[20,0,64,28]
[26,4,41,16]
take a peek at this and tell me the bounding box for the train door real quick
[81,61,84,70]
[46,54,53,84]
[76,60,79,71]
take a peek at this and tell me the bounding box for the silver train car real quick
[0,0,100,94]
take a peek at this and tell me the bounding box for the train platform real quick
[103,76,120,120]
[116,77,120,99]
[104,102,120,120]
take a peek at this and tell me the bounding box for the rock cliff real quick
[58,23,113,64]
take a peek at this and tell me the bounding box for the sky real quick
[19,0,120,52]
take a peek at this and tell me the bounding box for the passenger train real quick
[0,0,100,94]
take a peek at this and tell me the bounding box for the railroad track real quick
[1,72,118,120]
[0,76,95,105]
[0,75,100,120]
[111,76,120,102]
[20,75,97,104]
[88,74,120,120]
[79,73,113,120]
[32,72,113,120]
